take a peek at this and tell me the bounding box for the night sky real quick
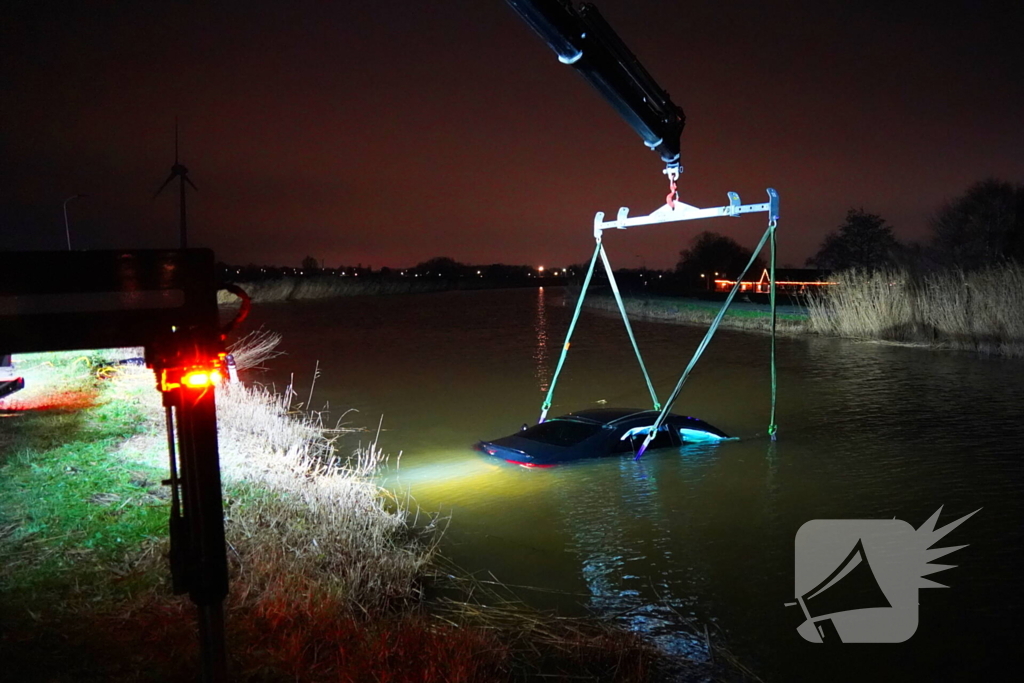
[3,0,1022,269]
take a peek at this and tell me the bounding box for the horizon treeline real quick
[806,178,1024,274]
[219,255,577,283]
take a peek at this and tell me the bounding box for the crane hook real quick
[664,165,680,209]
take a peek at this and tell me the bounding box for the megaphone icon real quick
[793,538,891,643]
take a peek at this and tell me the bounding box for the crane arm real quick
[505,0,685,170]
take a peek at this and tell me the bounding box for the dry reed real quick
[806,264,1024,356]
[67,352,436,617]
[214,381,435,614]
[226,327,284,371]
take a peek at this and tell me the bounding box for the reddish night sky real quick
[2,0,1022,269]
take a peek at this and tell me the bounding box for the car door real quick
[610,417,679,455]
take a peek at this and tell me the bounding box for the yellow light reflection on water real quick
[384,449,561,504]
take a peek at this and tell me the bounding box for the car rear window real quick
[518,420,603,447]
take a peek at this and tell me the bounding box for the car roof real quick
[558,408,660,425]
[555,408,715,427]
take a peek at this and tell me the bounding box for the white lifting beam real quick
[594,189,779,238]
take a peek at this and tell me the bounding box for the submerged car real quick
[477,408,732,467]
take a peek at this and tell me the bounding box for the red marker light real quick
[182,369,221,388]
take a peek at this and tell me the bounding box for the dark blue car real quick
[477,408,732,467]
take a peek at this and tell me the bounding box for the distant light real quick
[476,270,481,275]
[538,265,545,272]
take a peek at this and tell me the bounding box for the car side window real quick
[612,424,677,454]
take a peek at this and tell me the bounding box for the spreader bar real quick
[594,189,779,237]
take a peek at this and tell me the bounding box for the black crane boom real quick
[505,0,686,170]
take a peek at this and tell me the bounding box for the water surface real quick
[252,288,1022,681]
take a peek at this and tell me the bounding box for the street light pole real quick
[63,194,86,250]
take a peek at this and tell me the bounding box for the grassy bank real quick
[1,350,753,681]
[578,292,809,334]
[806,265,1024,357]
[1,350,436,679]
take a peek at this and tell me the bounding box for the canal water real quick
[251,287,1021,681]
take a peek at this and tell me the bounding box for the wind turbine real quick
[154,119,198,248]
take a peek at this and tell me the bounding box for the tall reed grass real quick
[73,341,436,616]
[806,264,1024,356]
[214,381,434,613]
[226,328,284,371]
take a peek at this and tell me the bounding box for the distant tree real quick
[807,209,900,272]
[300,255,319,272]
[676,231,764,282]
[563,261,589,282]
[929,179,1024,271]
[415,256,464,277]
[479,263,532,280]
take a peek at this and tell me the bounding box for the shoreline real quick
[575,291,810,336]
[218,275,569,304]
[577,289,1024,359]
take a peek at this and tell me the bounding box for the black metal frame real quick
[0,249,232,682]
